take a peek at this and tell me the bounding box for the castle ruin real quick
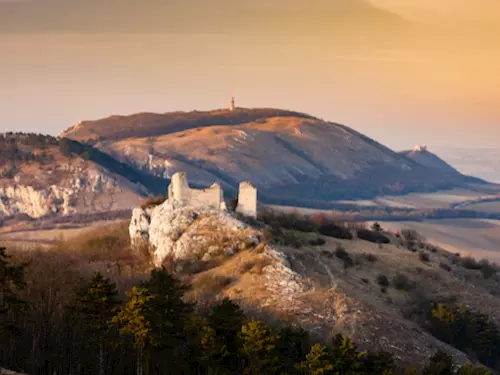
[236,181,257,218]
[167,172,257,218]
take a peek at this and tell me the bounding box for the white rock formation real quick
[130,200,258,266]
[0,163,145,218]
[129,199,309,311]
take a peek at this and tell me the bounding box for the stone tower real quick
[236,181,257,218]
[168,172,190,203]
[230,96,235,111]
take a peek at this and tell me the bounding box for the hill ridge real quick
[59,107,487,205]
[400,145,461,175]
[59,108,317,142]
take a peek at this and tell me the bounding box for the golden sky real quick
[0,0,499,149]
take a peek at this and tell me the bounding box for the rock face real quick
[130,200,258,266]
[0,163,144,218]
[0,133,147,219]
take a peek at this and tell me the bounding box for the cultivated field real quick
[339,187,500,210]
[381,219,500,263]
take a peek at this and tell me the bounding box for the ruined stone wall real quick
[186,183,223,209]
[168,172,223,209]
[236,181,257,218]
[168,172,256,214]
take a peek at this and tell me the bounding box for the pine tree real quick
[429,304,457,345]
[371,222,382,232]
[199,324,232,374]
[207,298,245,346]
[239,320,282,375]
[457,363,492,375]
[140,267,191,338]
[204,298,246,372]
[58,138,73,157]
[75,272,120,375]
[111,286,152,375]
[404,367,421,375]
[140,267,196,373]
[422,350,454,375]
[362,351,395,374]
[277,326,311,373]
[0,247,26,336]
[431,304,455,324]
[112,268,193,375]
[330,334,365,373]
[296,344,334,375]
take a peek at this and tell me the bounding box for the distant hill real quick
[59,109,314,141]
[433,147,500,183]
[60,108,487,206]
[400,145,461,174]
[400,145,487,184]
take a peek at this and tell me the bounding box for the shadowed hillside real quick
[400,145,461,174]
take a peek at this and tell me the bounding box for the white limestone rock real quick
[0,185,74,217]
[263,247,307,300]
[129,207,152,243]
[129,200,257,266]
[0,164,142,218]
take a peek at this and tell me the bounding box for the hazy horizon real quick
[1,0,499,151]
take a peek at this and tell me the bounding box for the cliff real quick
[130,200,258,266]
[0,133,147,218]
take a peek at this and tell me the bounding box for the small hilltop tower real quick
[229,96,235,111]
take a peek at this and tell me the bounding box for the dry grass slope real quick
[7,211,500,369]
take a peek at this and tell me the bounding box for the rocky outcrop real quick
[0,185,70,218]
[129,199,311,327]
[130,200,259,266]
[0,163,144,218]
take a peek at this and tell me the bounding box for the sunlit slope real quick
[61,108,480,204]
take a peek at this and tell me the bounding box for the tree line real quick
[0,133,58,169]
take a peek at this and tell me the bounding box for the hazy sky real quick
[0,0,499,150]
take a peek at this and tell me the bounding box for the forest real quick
[0,246,494,375]
[0,133,58,169]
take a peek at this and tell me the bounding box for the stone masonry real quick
[236,181,257,218]
[167,172,257,217]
